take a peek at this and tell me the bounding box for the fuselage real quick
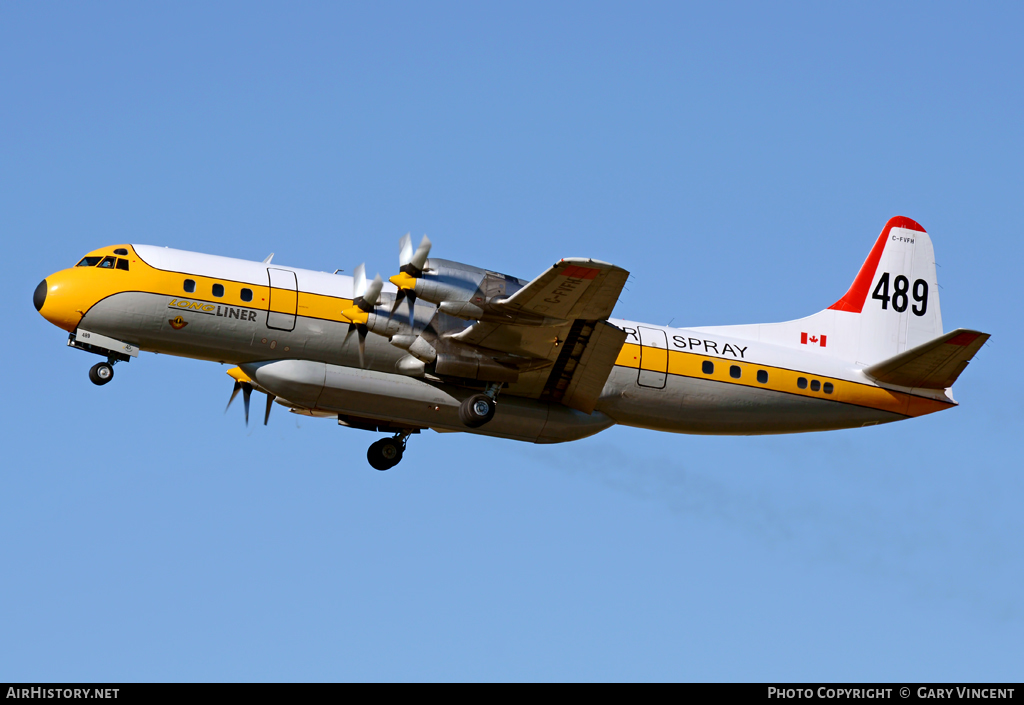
[35,243,956,443]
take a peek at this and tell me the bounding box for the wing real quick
[498,258,629,322]
[449,258,629,413]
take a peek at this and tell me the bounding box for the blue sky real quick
[2,2,1022,681]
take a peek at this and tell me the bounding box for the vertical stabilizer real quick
[696,217,944,365]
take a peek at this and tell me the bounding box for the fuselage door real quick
[637,326,668,389]
[267,268,298,331]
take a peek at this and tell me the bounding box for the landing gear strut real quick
[459,383,501,428]
[88,361,115,386]
[367,432,409,471]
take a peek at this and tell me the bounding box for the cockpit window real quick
[76,256,103,267]
[114,248,128,256]
[116,258,129,271]
[98,256,117,269]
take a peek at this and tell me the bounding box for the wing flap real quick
[539,320,627,413]
[863,328,990,389]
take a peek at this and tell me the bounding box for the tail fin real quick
[825,216,943,363]
[698,216,945,365]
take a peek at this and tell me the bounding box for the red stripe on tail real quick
[828,216,926,314]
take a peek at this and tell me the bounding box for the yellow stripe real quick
[68,245,355,323]
[615,342,952,418]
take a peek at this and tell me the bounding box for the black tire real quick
[89,362,114,386]
[367,438,403,471]
[459,393,496,428]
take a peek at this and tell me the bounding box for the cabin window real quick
[730,365,741,379]
[797,377,808,389]
[240,288,253,302]
[76,256,103,267]
[98,256,117,269]
[184,279,196,293]
[757,370,768,384]
[823,382,834,394]
[212,283,225,298]
[810,380,821,392]
[116,258,129,271]
[114,248,128,255]
[702,361,714,375]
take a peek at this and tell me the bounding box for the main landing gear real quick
[88,361,115,386]
[367,432,410,471]
[458,383,501,428]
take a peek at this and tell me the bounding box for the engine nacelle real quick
[409,258,527,307]
[390,334,437,364]
[433,353,518,384]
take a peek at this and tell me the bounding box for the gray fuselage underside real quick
[80,292,903,442]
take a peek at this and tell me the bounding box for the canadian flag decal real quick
[801,332,827,347]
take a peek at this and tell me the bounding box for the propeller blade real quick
[406,290,417,328]
[399,233,413,266]
[264,393,276,426]
[364,274,384,306]
[344,321,356,345]
[225,381,242,413]
[388,289,407,320]
[242,383,252,426]
[352,263,366,298]
[386,287,418,328]
[358,326,367,369]
[410,235,431,271]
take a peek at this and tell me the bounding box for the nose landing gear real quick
[68,332,133,386]
[367,432,410,471]
[88,361,115,386]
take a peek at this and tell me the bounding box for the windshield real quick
[76,256,103,267]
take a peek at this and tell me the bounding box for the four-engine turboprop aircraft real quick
[34,216,988,469]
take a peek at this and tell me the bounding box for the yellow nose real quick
[34,270,84,332]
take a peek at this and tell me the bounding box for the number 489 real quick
[872,272,928,316]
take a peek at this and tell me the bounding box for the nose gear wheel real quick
[88,362,114,386]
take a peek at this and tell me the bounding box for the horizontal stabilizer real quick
[863,328,990,389]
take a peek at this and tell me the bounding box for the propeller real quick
[401,233,432,273]
[264,393,276,426]
[226,379,256,424]
[225,368,274,426]
[342,263,384,368]
[225,378,255,425]
[390,234,431,326]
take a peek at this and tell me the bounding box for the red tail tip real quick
[828,216,927,313]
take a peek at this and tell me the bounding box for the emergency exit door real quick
[267,268,298,331]
[637,326,668,389]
